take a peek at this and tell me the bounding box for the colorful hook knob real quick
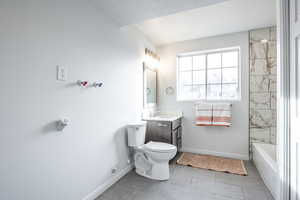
[82,81,88,86]
[77,80,89,87]
[93,82,103,88]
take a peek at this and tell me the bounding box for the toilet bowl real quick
[127,122,177,180]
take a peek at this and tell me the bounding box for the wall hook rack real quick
[76,80,103,88]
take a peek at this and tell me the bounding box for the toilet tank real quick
[127,121,146,147]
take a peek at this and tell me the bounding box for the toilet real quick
[127,121,177,180]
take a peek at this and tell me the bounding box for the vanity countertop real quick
[142,112,183,122]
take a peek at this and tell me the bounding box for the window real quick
[177,47,240,101]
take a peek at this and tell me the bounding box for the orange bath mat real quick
[176,152,247,176]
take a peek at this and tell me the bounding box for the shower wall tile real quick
[250,93,270,109]
[249,27,277,157]
[250,41,276,59]
[272,110,277,124]
[250,58,276,75]
[250,28,270,41]
[269,75,277,92]
[250,75,268,92]
[250,128,270,143]
[270,127,277,144]
[250,42,266,59]
[268,41,277,58]
[250,75,276,92]
[250,109,274,127]
[271,92,276,110]
[269,58,277,74]
[270,27,277,41]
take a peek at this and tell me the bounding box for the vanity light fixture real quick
[144,48,160,69]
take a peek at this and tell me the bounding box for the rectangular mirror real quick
[143,63,157,107]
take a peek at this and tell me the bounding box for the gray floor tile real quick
[97,183,136,200]
[212,182,244,200]
[243,188,274,200]
[132,190,169,200]
[96,160,274,200]
[215,172,267,191]
[213,193,244,200]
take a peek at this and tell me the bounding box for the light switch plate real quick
[57,65,67,81]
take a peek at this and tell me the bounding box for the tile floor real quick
[96,160,274,200]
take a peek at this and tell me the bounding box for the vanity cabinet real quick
[145,118,182,150]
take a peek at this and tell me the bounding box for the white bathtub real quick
[252,143,278,199]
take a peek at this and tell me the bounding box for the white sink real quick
[154,114,174,118]
[143,112,183,121]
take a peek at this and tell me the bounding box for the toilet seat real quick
[144,141,176,153]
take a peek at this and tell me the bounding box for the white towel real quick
[212,103,232,126]
[195,102,232,126]
[195,102,213,125]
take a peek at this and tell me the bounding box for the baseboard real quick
[82,164,133,200]
[181,147,249,160]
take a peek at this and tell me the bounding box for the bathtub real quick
[252,143,278,199]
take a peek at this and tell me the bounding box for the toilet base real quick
[135,162,170,180]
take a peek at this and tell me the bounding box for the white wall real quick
[0,0,153,199]
[157,32,249,160]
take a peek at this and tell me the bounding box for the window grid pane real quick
[178,56,192,71]
[178,49,239,100]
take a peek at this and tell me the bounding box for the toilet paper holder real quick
[57,118,69,131]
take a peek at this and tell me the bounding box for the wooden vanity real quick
[143,117,182,151]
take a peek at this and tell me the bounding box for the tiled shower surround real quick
[249,27,277,151]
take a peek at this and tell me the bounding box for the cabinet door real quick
[172,126,182,150]
[177,126,182,150]
[177,126,182,139]
[146,121,172,143]
[172,129,178,146]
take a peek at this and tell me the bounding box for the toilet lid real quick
[144,141,177,153]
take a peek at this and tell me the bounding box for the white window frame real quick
[176,46,241,102]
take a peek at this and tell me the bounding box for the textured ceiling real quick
[91,0,228,26]
[134,0,276,46]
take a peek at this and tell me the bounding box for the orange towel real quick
[195,103,232,127]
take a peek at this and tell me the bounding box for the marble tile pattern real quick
[96,161,274,200]
[249,27,277,150]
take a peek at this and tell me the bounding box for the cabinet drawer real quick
[148,121,171,130]
[145,119,182,147]
[146,121,172,144]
